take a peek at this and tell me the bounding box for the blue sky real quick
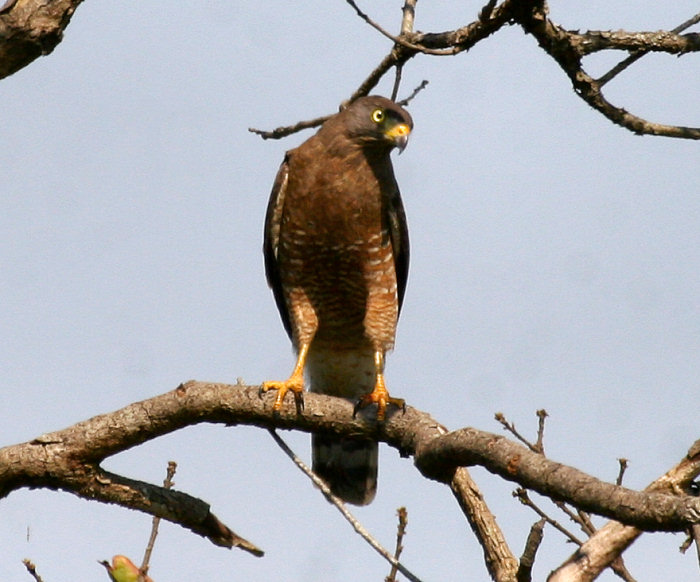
[2,2,699,580]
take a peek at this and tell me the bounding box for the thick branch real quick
[1,425,263,555]
[415,427,700,531]
[573,29,700,56]
[410,0,520,55]
[451,467,519,582]
[0,0,82,79]
[2,381,698,545]
[549,439,700,581]
[345,0,700,139]
[509,1,700,139]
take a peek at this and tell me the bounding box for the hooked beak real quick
[384,122,411,153]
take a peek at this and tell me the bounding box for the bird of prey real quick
[262,95,413,505]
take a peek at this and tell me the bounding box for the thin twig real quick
[551,502,638,580]
[516,519,545,582]
[249,74,425,140]
[577,509,597,537]
[345,0,451,56]
[494,412,539,453]
[514,489,584,545]
[597,11,700,87]
[350,51,403,102]
[386,507,408,582]
[391,65,403,102]
[680,480,700,567]
[553,501,592,534]
[397,80,429,107]
[400,0,416,36]
[617,458,628,486]
[22,560,43,582]
[478,0,499,22]
[267,429,424,582]
[534,409,547,455]
[692,524,700,569]
[392,0,419,100]
[248,114,331,140]
[139,461,177,581]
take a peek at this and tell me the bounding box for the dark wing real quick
[263,154,293,338]
[386,186,410,313]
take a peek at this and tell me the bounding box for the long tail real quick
[307,346,378,505]
[312,434,378,505]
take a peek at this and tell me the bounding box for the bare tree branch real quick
[409,0,521,55]
[575,28,700,57]
[345,0,700,139]
[385,506,408,582]
[267,429,424,582]
[495,412,541,454]
[691,524,700,570]
[345,0,447,56]
[139,461,177,581]
[248,114,331,140]
[451,468,519,582]
[3,1,700,139]
[517,519,545,582]
[548,439,700,581]
[415,426,700,531]
[3,380,698,582]
[616,459,628,486]
[397,79,429,106]
[515,489,584,546]
[597,12,700,87]
[509,1,700,139]
[0,0,83,79]
[22,559,43,582]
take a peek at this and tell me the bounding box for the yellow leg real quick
[354,351,405,421]
[261,343,309,414]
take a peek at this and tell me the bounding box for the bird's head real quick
[342,96,413,153]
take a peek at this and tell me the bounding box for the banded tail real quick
[307,346,378,505]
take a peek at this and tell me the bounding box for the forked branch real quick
[250,1,700,140]
[1,381,699,578]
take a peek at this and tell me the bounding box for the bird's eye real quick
[371,109,385,123]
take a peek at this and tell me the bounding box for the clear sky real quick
[2,2,699,580]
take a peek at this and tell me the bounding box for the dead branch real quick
[2,381,699,579]
[3,1,700,139]
[517,519,545,582]
[350,1,700,139]
[248,114,331,140]
[415,426,700,531]
[0,0,83,79]
[548,439,700,581]
[495,412,541,454]
[616,459,628,486]
[267,429,423,582]
[515,489,584,546]
[385,507,408,582]
[22,559,43,582]
[451,467,519,581]
[598,12,700,87]
[139,462,177,580]
[510,2,700,139]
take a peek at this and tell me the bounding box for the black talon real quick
[293,392,305,415]
[353,398,362,418]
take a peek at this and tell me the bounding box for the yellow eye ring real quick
[371,108,384,123]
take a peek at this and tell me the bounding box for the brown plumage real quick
[262,95,413,504]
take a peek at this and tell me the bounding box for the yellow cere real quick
[385,123,411,138]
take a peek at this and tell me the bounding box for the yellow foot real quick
[353,375,405,422]
[260,374,305,415]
